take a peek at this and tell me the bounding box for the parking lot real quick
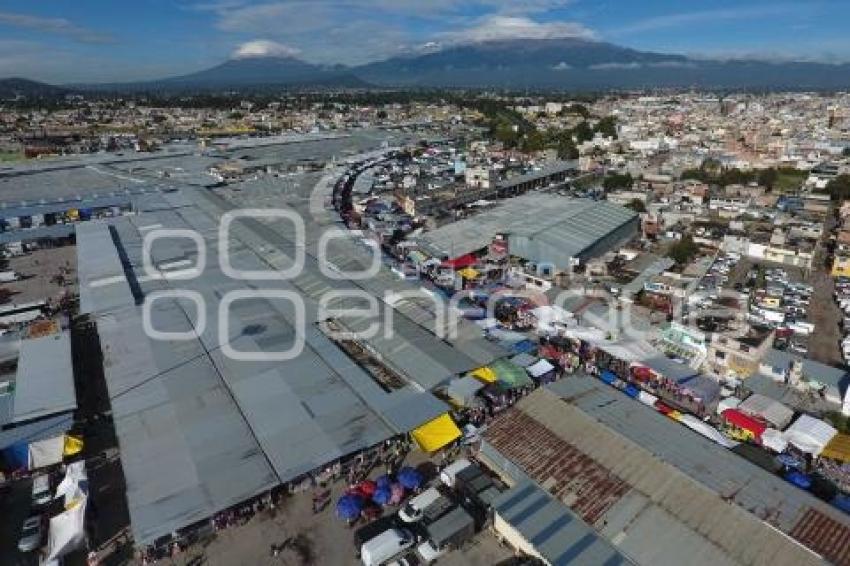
[1,245,77,305]
[128,454,514,566]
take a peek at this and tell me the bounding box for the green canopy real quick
[491,359,533,390]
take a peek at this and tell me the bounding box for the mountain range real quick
[4,38,850,95]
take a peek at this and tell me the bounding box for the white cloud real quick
[646,61,696,69]
[440,15,595,44]
[588,62,642,70]
[609,4,805,36]
[552,61,572,70]
[0,11,114,44]
[200,1,596,64]
[232,39,301,59]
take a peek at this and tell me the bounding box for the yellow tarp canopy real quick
[471,366,497,383]
[822,433,850,463]
[457,267,480,280]
[63,435,84,457]
[411,414,462,453]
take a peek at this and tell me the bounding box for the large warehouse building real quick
[478,377,850,566]
[76,186,506,545]
[416,194,639,270]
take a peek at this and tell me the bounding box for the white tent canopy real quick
[679,414,739,449]
[637,391,658,407]
[28,435,64,470]
[45,497,87,563]
[55,461,88,508]
[761,428,788,453]
[527,359,555,379]
[531,305,573,323]
[783,414,837,455]
[716,396,741,415]
[737,394,794,430]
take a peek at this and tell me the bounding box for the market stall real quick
[446,376,485,408]
[720,409,767,443]
[737,394,794,430]
[411,414,463,453]
[783,414,837,456]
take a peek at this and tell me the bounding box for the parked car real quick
[399,488,442,523]
[354,516,402,558]
[361,528,416,566]
[416,507,476,563]
[439,459,472,489]
[17,515,43,553]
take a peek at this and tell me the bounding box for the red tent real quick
[654,401,674,415]
[631,366,652,381]
[441,253,478,269]
[721,409,767,438]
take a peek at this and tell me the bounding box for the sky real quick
[1,0,850,83]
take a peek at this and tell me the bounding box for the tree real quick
[625,199,646,213]
[520,130,546,153]
[701,158,723,177]
[668,235,699,265]
[594,116,618,139]
[603,173,633,191]
[757,168,778,190]
[573,121,593,143]
[681,168,707,182]
[826,175,850,201]
[562,103,590,118]
[555,134,578,159]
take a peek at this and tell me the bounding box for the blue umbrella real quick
[372,487,392,506]
[336,494,364,520]
[397,467,423,490]
[375,474,392,489]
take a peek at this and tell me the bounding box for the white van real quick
[398,487,441,523]
[31,474,51,507]
[361,528,415,566]
[439,459,472,489]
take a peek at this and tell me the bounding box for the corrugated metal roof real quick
[76,177,512,544]
[496,160,578,189]
[481,379,842,566]
[0,412,73,450]
[96,303,279,545]
[0,224,75,244]
[11,332,76,423]
[76,222,136,315]
[0,194,134,219]
[0,393,15,427]
[416,194,637,263]
[492,480,633,566]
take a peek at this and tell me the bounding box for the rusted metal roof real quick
[480,379,838,566]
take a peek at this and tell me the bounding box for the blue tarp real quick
[624,384,640,398]
[510,340,536,355]
[784,471,812,490]
[832,494,850,514]
[2,442,28,470]
[600,370,617,385]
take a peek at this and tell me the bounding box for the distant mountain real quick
[355,38,850,90]
[5,39,850,94]
[76,56,372,93]
[161,56,363,87]
[0,78,67,99]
